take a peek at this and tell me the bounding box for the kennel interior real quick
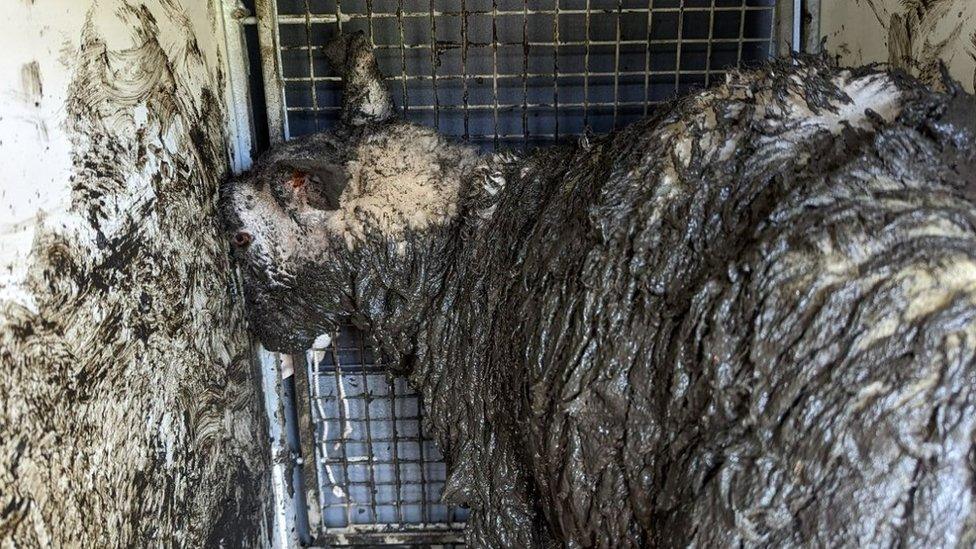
[235,0,786,544]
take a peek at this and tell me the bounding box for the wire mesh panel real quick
[244,1,784,545]
[266,0,778,148]
[307,323,468,545]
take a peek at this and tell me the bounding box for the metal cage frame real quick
[227,1,799,546]
[245,0,798,147]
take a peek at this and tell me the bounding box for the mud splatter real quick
[1,1,268,546]
[20,61,42,102]
[17,61,48,142]
[825,0,976,93]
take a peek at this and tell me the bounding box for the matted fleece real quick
[224,32,976,548]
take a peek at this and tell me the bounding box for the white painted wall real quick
[0,1,86,309]
[820,0,976,92]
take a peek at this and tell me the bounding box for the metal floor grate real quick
[250,0,779,149]
[307,324,468,545]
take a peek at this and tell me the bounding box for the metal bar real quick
[303,0,320,132]
[582,0,591,129]
[397,0,409,114]
[386,367,405,525]
[336,0,344,33]
[306,343,331,538]
[643,0,654,117]
[258,347,302,549]
[521,0,529,145]
[774,0,796,56]
[284,72,727,90]
[240,4,782,25]
[281,356,313,545]
[284,99,676,113]
[736,0,747,67]
[219,0,255,173]
[329,335,354,527]
[704,0,717,87]
[355,332,382,526]
[461,0,470,140]
[611,0,622,129]
[292,352,323,538]
[415,394,431,525]
[254,0,288,143]
[803,0,822,53]
[429,0,440,130]
[366,0,380,129]
[552,0,559,142]
[674,0,685,95]
[492,0,500,148]
[278,36,774,52]
[321,524,465,545]
[793,0,802,53]
[285,100,676,114]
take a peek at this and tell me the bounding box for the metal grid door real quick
[306,324,468,546]
[246,0,782,148]
[235,0,786,545]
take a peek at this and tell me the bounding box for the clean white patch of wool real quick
[326,125,480,249]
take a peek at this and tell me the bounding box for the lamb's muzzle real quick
[222,32,976,547]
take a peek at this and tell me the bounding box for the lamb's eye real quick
[232,231,253,247]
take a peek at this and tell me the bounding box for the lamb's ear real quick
[323,31,394,126]
[283,159,350,211]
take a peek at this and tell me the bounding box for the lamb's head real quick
[222,31,481,353]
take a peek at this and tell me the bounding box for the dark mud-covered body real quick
[224,40,976,547]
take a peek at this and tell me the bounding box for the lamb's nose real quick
[232,231,253,247]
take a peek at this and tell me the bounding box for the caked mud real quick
[224,32,976,547]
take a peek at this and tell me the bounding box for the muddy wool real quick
[223,31,976,548]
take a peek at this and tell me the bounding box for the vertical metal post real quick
[802,0,822,53]
[396,0,409,115]
[281,355,312,545]
[552,0,560,142]
[219,0,256,173]
[582,0,591,128]
[292,353,323,540]
[674,1,685,95]
[302,0,321,132]
[774,0,798,56]
[703,0,717,88]
[255,0,289,143]
[521,0,529,145]
[642,0,654,117]
[611,0,622,128]
[428,1,440,131]
[258,347,302,549]
[491,0,500,148]
[793,0,802,52]
[461,0,470,140]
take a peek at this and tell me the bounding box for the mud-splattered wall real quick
[821,0,976,92]
[0,1,269,546]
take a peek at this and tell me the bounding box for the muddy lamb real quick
[223,32,976,547]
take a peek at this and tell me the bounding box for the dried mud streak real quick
[0,2,268,547]
[227,59,976,547]
[834,0,976,92]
